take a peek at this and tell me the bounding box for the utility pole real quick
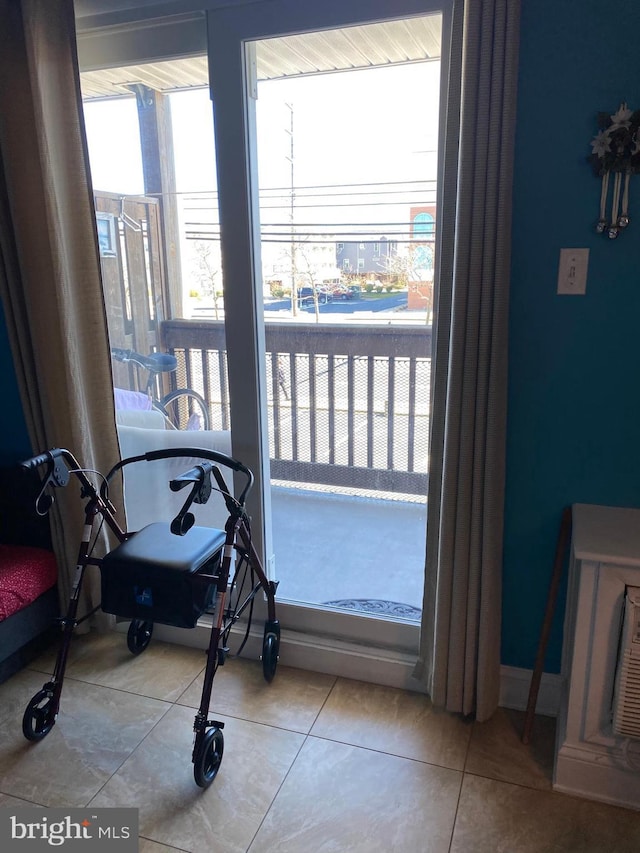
[284,102,297,316]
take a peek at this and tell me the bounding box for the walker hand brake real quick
[169,463,213,536]
[21,448,72,515]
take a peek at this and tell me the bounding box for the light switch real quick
[557,248,589,295]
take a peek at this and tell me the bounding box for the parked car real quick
[296,286,330,306]
[326,283,354,300]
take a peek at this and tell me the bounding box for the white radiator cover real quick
[554,504,640,811]
[612,587,640,739]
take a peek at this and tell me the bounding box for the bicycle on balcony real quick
[111,347,210,430]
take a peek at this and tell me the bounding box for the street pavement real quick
[264,291,407,315]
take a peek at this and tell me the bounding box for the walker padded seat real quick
[101,522,226,628]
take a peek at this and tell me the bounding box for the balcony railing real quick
[161,319,432,496]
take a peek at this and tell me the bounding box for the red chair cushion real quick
[0,544,57,620]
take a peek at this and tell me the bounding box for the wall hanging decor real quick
[588,103,640,239]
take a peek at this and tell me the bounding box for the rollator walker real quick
[20,446,280,788]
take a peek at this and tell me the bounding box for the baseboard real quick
[554,742,640,811]
[498,665,563,717]
[145,620,429,693]
[142,622,562,715]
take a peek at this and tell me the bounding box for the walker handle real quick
[20,449,77,515]
[170,465,206,491]
[169,464,214,535]
[170,463,213,505]
[21,448,73,487]
[21,448,65,471]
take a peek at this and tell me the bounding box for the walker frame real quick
[20,446,279,788]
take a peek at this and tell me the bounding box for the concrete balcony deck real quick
[270,484,426,620]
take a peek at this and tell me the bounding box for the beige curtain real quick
[0,0,121,614]
[414,0,521,722]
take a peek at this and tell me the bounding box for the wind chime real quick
[589,103,640,238]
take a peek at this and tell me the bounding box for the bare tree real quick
[273,239,335,322]
[383,245,429,284]
[191,240,223,319]
[293,242,328,322]
[383,244,434,322]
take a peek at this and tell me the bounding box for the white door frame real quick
[206,0,451,657]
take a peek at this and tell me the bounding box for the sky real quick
[82,56,441,296]
[83,60,440,224]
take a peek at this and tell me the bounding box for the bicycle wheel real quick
[156,389,210,430]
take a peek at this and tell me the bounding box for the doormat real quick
[322,599,422,620]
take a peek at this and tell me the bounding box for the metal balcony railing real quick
[161,319,432,496]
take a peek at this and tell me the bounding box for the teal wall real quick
[0,300,30,465]
[504,0,640,671]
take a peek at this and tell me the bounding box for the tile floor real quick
[2,631,640,852]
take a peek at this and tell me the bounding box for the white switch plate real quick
[558,248,589,295]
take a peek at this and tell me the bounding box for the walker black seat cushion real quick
[101,522,226,628]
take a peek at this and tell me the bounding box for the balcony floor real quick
[270,485,426,620]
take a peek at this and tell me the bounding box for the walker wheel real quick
[127,619,154,655]
[23,688,56,741]
[193,727,224,788]
[262,631,280,683]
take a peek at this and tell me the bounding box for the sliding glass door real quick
[208,0,450,657]
[77,0,451,671]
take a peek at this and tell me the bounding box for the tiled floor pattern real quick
[1,631,640,851]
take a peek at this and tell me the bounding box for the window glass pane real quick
[252,15,442,620]
[82,59,229,438]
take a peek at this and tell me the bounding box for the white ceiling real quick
[80,15,442,99]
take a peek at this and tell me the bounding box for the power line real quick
[184,196,435,213]
[186,232,432,239]
[182,177,437,195]
[133,179,437,202]
[183,189,436,204]
[186,220,434,228]
[183,197,436,213]
[185,234,434,246]
[226,187,435,200]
